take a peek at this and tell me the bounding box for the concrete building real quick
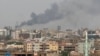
[94,39,100,50]
[12,30,21,40]
[93,50,100,56]
[0,29,7,36]
[0,29,9,40]
[25,41,33,52]
[59,43,75,52]
[47,41,58,52]
[76,41,85,54]
[6,41,24,51]
[77,39,94,54]
[56,32,65,38]
[70,51,81,56]
[33,42,41,52]
[0,42,5,50]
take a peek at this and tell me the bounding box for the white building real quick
[77,41,85,54]
[11,30,21,40]
[33,42,41,52]
[0,29,7,36]
[77,39,94,54]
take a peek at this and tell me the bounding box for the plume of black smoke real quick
[20,3,63,26]
[58,0,100,29]
[20,0,100,29]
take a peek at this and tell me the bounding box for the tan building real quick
[47,41,58,52]
[70,51,81,56]
[58,41,75,52]
[0,42,5,50]
[25,41,33,52]
[93,50,100,56]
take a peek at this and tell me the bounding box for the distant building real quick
[47,41,58,52]
[19,32,30,39]
[70,51,81,56]
[94,39,100,50]
[0,29,8,40]
[6,41,24,51]
[83,30,100,39]
[12,30,21,40]
[76,40,85,54]
[59,42,75,52]
[33,42,42,52]
[0,42,5,50]
[24,41,33,52]
[77,39,94,54]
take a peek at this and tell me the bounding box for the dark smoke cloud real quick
[20,0,100,29]
[58,0,100,29]
[20,3,63,26]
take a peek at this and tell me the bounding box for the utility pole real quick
[85,31,88,56]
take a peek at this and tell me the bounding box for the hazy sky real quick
[0,0,62,27]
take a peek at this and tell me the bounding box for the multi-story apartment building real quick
[0,29,7,36]
[24,41,49,52]
[0,29,10,40]
[94,39,100,50]
[76,40,85,54]
[40,43,49,52]
[12,30,21,40]
[47,41,58,52]
[0,42,5,50]
[76,39,94,54]
[59,42,75,52]
[24,41,33,52]
[6,41,24,51]
[33,42,42,52]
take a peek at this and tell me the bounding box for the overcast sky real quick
[0,0,62,27]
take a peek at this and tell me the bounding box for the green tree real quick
[61,51,69,56]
